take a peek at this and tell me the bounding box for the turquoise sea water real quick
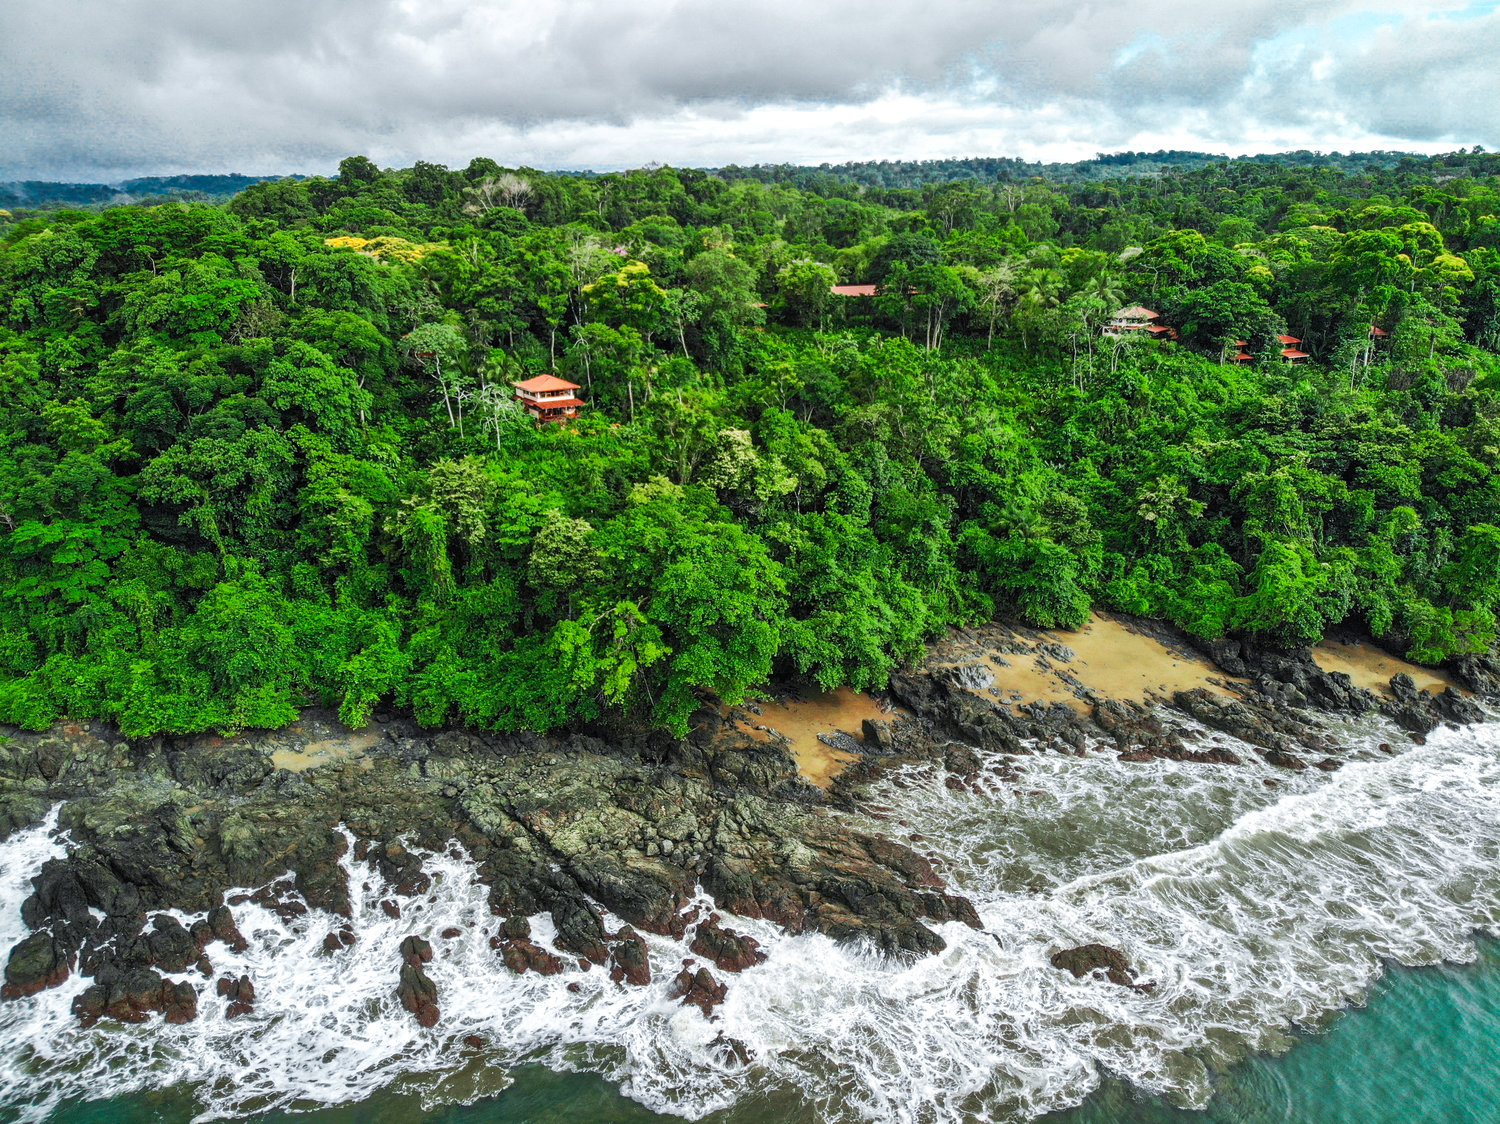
[31,937,1500,1124]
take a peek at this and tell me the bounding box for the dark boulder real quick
[1433,687,1485,725]
[861,719,897,754]
[216,973,256,1019]
[1051,943,1151,991]
[608,925,652,986]
[399,935,433,967]
[690,916,766,973]
[198,905,248,953]
[322,924,356,952]
[397,963,439,1027]
[499,939,565,976]
[548,898,609,964]
[2,931,71,999]
[667,966,727,1015]
[72,967,198,1026]
[146,914,198,973]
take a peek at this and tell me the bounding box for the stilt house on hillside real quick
[513,374,585,423]
[1103,305,1159,336]
[1277,334,1309,362]
[1104,306,1179,340]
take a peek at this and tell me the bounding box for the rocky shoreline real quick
[3,613,1496,1032]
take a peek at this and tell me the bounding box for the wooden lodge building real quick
[1277,334,1309,362]
[1104,306,1179,340]
[513,374,585,423]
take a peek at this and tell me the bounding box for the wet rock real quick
[323,924,356,952]
[201,905,249,953]
[499,939,565,976]
[1051,943,1151,991]
[72,968,198,1026]
[1450,651,1500,698]
[1172,689,1280,749]
[1262,748,1307,771]
[498,915,531,941]
[397,963,439,1027]
[399,935,433,967]
[146,914,198,973]
[1433,687,1486,725]
[216,973,256,1018]
[709,1033,754,1067]
[548,898,609,964]
[2,931,71,999]
[816,730,863,756]
[690,916,766,973]
[463,1033,486,1049]
[70,984,108,1027]
[608,925,651,986]
[667,966,727,1015]
[861,719,896,754]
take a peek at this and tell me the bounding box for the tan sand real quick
[271,730,381,773]
[734,686,900,789]
[1312,639,1460,697]
[953,614,1240,714]
[1054,615,1239,704]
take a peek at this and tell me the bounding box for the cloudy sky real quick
[3,0,1497,181]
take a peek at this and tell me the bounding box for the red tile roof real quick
[514,374,582,392]
[1281,348,1309,360]
[1276,334,1302,345]
[831,284,879,297]
[1111,305,1160,320]
[1369,325,1389,337]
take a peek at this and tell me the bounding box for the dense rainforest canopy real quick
[2,149,1499,738]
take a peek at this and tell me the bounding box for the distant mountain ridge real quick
[2,148,1481,212]
[0,173,302,210]
[714,149,1446,189]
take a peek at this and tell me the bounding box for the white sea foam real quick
[0,715,1497,1123]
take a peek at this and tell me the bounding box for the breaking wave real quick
[1,715,1498,1123]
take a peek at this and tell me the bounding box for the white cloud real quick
[0,0,1490,180]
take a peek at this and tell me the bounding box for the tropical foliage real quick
[1,149,1498,735]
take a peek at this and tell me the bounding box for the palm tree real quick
[1014,268,1063,351]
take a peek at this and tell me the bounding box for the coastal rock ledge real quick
[0,703,978,1026]
[2,613,1493,1029]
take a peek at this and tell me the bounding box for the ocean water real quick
[2,714,1498,1124]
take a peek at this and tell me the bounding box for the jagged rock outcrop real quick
[667,966,728,1015]
[0,703,978,1025]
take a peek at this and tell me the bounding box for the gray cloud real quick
[0,0,1490,180]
